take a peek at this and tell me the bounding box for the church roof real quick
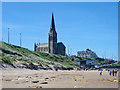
[57,42,65,47]
[37,43,48,48]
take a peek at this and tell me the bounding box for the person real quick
[109,70,112,76]
[55,68,58,71]
[100,70,102,75]
[114,70,117,76]
[112,70,115,76]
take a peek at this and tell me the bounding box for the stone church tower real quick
[34,13,66,56]
[48,13,58,54]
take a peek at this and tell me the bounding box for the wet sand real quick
[1,69,118,88]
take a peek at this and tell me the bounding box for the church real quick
[34,13,66,56]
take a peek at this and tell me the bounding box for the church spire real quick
[49,13,57,54]
[50,13,55,30]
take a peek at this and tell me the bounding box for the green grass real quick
[1,41,38,56]
[101,63,120,68]
[36,52,79,67]
[1,56,13,64]
[0,41,111,68]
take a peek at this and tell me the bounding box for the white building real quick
[79,60,94,65]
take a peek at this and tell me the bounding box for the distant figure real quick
[114,70,117,76]
[109,70,112,76]
[112,70,115,76]
[100,70,102,75]
[55,68,58,71]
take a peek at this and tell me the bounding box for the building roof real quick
[57,42,65,47]
[37,43,48,48]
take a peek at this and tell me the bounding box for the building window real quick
[44,48,46,51]
[41,48,42,51]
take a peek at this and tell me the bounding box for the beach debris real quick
[40,81,48,84]
[114,79,118,82]
[72,78,77,81]
[29,76,32,78]
[29,86,42,88]
[74,86,84,88]
[2,78,13,81]
[32,80,39,83]
[72,78,82,82]
[25,79,29,82]
[80,86,84,88]
[45,77,49,79]
[103,78,112,82]
[74,79,77,81]
[51,76,56,78]
[74,86,78,88]
[35,75,38,77]
[26,76,32,79]
[18,78,24,80]
[18,76,20,78]
[15,82,20,84]
[38,86,42,88]
[45,77,49,81]
[15,78,18,80]
[102,78,118,82]
[14,78,29,84]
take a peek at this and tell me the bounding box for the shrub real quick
[2,57,13,64]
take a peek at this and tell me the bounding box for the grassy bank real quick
[0,41,116,69]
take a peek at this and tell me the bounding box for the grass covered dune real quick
[0,41,119,70]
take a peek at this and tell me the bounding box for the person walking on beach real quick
[100,70,102,75]
[109,70,112,76]
[112,70,115,76]
[114,70,117,76]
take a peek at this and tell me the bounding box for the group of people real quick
[99,69,118,76]
[108,69,118,76]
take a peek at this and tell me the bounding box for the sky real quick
[2,2,118,60]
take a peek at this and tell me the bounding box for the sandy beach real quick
[1,69,118,88]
